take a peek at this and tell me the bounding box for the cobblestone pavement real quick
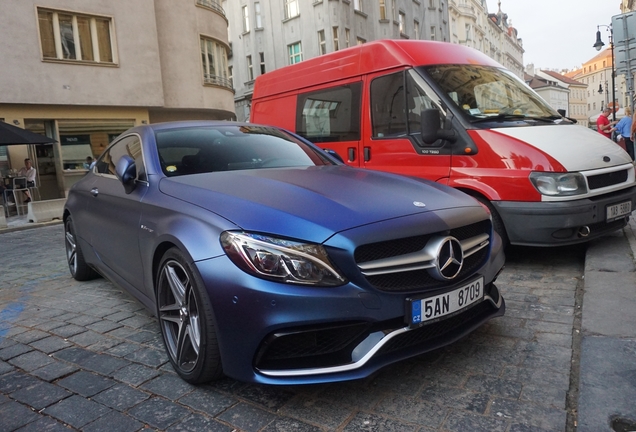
[0,224,586,431]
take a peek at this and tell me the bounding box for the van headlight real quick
[529,172,587,196]
[221,231,346,286]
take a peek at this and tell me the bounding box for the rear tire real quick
[156,248,223,384]
[64,216,98,281]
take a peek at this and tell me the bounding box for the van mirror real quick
[420,109,456,145]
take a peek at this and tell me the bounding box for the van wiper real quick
[471,114,529,123]
[471,114,559,123]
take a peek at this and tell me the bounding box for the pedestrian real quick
[17,158,36,203]
[615,107,634,160]
[597,107,616,139]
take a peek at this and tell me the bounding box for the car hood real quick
[159,166,478,243]
[490,124,632,171]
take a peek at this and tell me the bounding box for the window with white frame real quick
[354,0,362,12]
[356,37,366,45]
[399,12,405,34]
[285,0,300,19]
[255,2,263,28]
[259,52,265,75]
[37,8,115,63]
[430,25,436,40]
[288,42,302,64]
[379,0,386,20]
[345,28,350,47]
[318,30,326,55]
[200,37,230,88]
[242,6,249,32]
[392,0,397,19]
[333,27,339,51]
[246,55,254,81]
[414,20,420,39]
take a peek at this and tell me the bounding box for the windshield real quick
[155,125,334,177]
[423,65,561,122]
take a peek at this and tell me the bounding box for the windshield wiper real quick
[471,114,560,124]
[471,114,528,123]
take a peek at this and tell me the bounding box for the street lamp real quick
[593,24,616,123]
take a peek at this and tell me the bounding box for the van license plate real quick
[606,201,632,222]
[409,277,484,327]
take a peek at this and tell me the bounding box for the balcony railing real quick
[204,74,233,90]
[196,0,225,17]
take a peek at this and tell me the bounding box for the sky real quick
[485,0,619,71]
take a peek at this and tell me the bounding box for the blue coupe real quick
[64,121,505,384]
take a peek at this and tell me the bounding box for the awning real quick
[0,121,56,145]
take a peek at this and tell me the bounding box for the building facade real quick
[449,0,523,78]
[1,0,234,199]
[567,47,630,123]
[524,74,569,118]
[536,70,589,127]
[225,0,451,121]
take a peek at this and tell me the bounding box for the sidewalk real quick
[577,217,636,431]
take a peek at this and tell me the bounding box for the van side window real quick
[371,72,407,137]
[295,83,362,143]
[371,70,442,139]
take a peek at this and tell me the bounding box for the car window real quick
[95,134,146,181]
[155,125,334,177]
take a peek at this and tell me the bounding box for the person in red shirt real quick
[597,107,616,139]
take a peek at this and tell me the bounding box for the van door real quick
[295,81,363,166]
[363,69,451,182]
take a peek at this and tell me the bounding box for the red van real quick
[251,39,636,246]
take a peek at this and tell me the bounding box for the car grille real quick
[587,169,628,190]
[355,220,491,293]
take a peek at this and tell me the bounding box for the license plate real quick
[408,277,484,326]
[606,201,632,222]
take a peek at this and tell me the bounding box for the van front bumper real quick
[493,186,636,247]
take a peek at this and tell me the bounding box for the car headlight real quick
[221,231,346,286]
[529,172,587,196]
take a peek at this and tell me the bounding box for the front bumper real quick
[195,251,505,385]
[494,186,636,246]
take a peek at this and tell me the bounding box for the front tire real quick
[156,248,223,384]
[64,216,98,281]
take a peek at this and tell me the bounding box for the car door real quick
[88,134,148,291]
[363,69,452,182]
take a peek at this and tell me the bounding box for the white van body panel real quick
[492,124,632,171]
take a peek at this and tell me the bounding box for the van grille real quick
[587,169,628,190]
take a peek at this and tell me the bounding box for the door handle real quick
[348,147,356,162]
[90,188,99,197]
[364,147,371,162]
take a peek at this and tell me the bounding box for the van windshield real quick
[423,65,562,123]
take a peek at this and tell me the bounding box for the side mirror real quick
[323,148,344,164]
[115,155,137,194]
[420,109,456,145]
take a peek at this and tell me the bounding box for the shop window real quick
[37,8,115,64]
[61,134,95,170]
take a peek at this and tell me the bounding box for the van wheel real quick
[473,196,509,248]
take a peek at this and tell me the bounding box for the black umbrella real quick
[0,121,56,145]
